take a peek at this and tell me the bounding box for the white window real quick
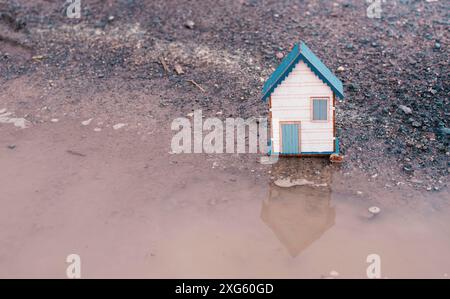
[312,98,329,121]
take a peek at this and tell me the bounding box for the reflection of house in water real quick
[261,184,335,257]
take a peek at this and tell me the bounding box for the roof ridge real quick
[261,42,344,101]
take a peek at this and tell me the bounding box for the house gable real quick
[271,60,332,99]
[262,42,344,102]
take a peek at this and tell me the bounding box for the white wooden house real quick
[262,42,344,156]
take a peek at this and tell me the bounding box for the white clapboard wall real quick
[270,61,334,153]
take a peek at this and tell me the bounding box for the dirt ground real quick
[0,0,449,278]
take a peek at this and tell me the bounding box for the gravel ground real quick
[0,0,448,191]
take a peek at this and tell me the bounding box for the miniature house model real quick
[262,42,344,156]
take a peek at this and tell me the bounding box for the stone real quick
[403,164,413,173]
[410,178,424,184]
[412,121,421,128]
[184,20,195,29]
[174,64,184,75]
[81,118,93,126]
[399,105,412,115]
[113,123,127,130]
[368,206,381,215]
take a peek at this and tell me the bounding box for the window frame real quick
[310,97,331,122]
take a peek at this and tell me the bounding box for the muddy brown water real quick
[0,120,449,278]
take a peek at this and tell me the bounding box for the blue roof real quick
[262,42,344,101]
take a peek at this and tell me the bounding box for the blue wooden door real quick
[281,123,300,154]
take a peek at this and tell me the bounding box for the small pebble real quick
[412,121,421,128]
[368,206,381,215]
[329,270,339,277]
[113,123,127,130]
[185,20,195,29]
[399,105,412,115]
[174,63,184,75]
[82,118,93,126]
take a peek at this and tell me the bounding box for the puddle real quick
[261,185,334,258]
[0,121,449,278]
